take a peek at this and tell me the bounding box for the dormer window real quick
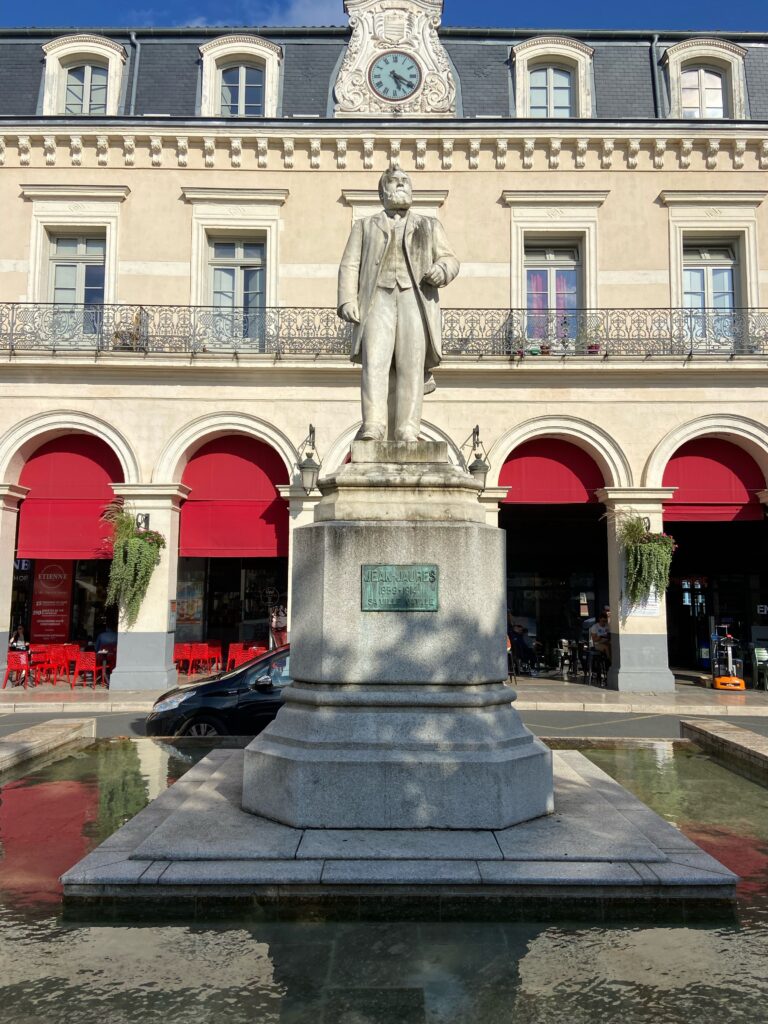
[681,67,725,119]
[220,64,264,117]
[512,37,594,118]
[64,64,108,115]
[42,34,126,116]
[199,35,282,118]
[529,66,573,118]
[664,38,747,120]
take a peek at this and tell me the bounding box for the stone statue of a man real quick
[337,167,460,442]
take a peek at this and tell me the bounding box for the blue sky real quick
[0,0,766,31]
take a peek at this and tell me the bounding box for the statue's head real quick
[378,167,412,212]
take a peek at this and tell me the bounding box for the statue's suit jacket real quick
[337,209,460,371]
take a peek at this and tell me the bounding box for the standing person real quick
[9,624,26,649]
[337,167,460,442]
[270,599,288,648]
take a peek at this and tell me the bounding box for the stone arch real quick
[0,410,140,485]
[487,416,633,489]
[643,414,768,489]
[153,412,298,485]
[323,420,464,473]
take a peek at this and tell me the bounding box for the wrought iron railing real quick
[0,303,767,358]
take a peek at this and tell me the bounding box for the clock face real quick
[368,51,422,102]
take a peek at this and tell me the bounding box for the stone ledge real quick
[0,718,96,773]
[680,719,768,785]
[61,748,737,920]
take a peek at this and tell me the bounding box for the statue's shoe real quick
[355,424,386,441]
[394,431,419,443]
[423,373,437,395]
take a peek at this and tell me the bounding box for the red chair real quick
[29,644,54,686]
[188,643,213,676]
[3,651,30,689]
[173,643,191,676]
[63,644,81,674]
[48,644,71,686]
[231,647,263,669]
[72,651,107,689]
[226,642,247,671]
[206,640,223,671]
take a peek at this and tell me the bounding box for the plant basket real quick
[103,504,166,628]
[618,515,676,607]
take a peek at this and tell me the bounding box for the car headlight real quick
[153,690,196,713]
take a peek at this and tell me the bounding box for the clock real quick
[368,50,422,102]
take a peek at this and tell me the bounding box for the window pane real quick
[213,267,236,308]
[53,264,77,304]
[55,237,79,255]
[221,67,239,115]
[681,69,698,87]
[84,263,105,304]
[712,267,734,306]
[529,68,547,87]
[683,268,705,308]
[213,242,236,260]
[552,69,571,88]
[704,69,722,88]
[244,63,264,115]
[89,66,108,114]
[555,269,578,306]
[242,242,264,260]
[85,238,106,255]
[243,267,264,308]
[65,66,85,113]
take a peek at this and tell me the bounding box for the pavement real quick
[1,674,766,715]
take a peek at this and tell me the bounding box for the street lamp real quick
[465,425,490,492]
[298,424,321,494]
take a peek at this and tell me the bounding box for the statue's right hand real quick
[338,301,361,324]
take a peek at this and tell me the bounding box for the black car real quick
[145,646,291,737]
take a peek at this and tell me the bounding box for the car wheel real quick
[181,715,227,737]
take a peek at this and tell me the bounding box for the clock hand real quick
[389,70,411,88]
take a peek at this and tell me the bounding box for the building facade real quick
[1,0,767,691]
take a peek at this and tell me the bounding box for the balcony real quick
[0,304,767,359]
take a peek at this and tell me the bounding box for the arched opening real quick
[662,438,768,674]
[499,438,608,664]
[177,435,289,650]
[12,434,124,645]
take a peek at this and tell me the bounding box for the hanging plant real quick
[618,515,676,606]
[102,503,166,628]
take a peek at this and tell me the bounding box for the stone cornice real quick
[663,37,747,61]
[181,187,289,204]
[342,188,448,207]
[502,190,609,206]
[512,35,594,58]
[19,184,131,202]
[198,33,283,58]
[42,33,127,61]
[659,189,767,206]
[597,488,677,505]
[2,129,767,172]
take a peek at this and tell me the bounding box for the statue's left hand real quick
[422,264,447,287]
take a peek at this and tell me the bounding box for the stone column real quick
[277,485,319,633]
[478,486,508,527]
[597,487,677,693]
[108,484,190,692]
[0,485,29,675]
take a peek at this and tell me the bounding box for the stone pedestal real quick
[242,441,553,829]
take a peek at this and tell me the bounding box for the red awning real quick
[663,439,766,522]
[500,439,605,504]
[180,436,289,557]
[17,436,124,559]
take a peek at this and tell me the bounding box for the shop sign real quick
[361,564,439,612]
[758,604,768,616]
[30,560,73,642]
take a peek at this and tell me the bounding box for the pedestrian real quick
[270,600,288,648]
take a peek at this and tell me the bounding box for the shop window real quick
[525,246,581,342]
[42,34,126,116]
[48,234,106,336]
[208,238,266,341]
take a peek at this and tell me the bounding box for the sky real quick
[0,0,766,32]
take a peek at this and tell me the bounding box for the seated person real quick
[589,614,611,664]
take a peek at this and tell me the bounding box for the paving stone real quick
[297,828,502,861]
[478,860,644,885]
[321,860,482,884]
[161,860,324,884]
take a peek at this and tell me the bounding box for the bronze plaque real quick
[361,564,439,612]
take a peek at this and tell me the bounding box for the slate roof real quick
[0,27,766,121]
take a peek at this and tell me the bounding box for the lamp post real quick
[298,424,321,495]
[465,425,490,492]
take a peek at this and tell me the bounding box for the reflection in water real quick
[0,739,766,1024]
